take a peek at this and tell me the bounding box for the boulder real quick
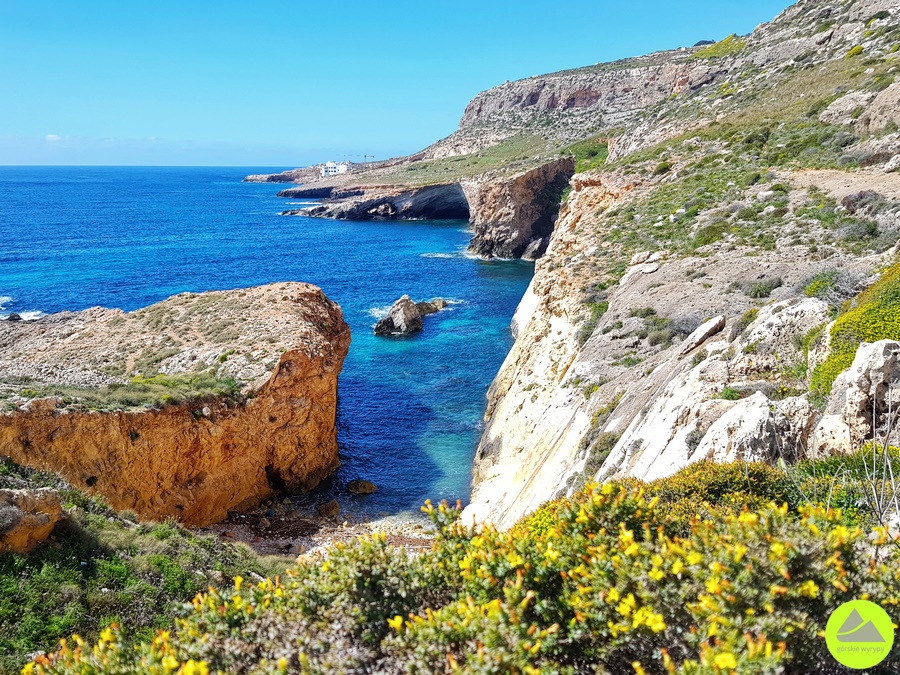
[689,393,781,465]
[346,479,378,495]
[812,340,900,454]
[521,238,549,261]
[5,313,21,322]
[374,296,423,336]
[0,488,62,553]
[415,298,447,316]
[315,499,341,518]
[679,315,726,355]
[885,155,900,174]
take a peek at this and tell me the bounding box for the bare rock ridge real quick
[280,184,470,221]
[0,283,351,527]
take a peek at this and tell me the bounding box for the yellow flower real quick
[649,568,664,581]
[99,626,115,643]
[770,542,786,558]
[387,615,404,631]
[738,512,758,526]
[459,557,472,571]
[733,544,748,563]
[632,661,648,675]
[233,575,244,591]
[799,580,820,598]
[278,657,288,671]
[606,588,620,604]
[671,560,684,575]
[706,577,724,594]
[687,552,702,565]
[21,663,35,675]
[179,660,210,675]
[713,652,737,670]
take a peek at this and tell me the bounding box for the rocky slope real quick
[0,283,350,526]
[464,0,900,527]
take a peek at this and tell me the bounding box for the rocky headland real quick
[0,283,350,526]
[249,0,899,530]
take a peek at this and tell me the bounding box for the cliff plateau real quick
[0,283,350,526]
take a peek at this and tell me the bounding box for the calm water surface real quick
[0,166,532,515]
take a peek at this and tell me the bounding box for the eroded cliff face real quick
[463,157,575,259]
[0,283,350,526]
[280,183,470,221]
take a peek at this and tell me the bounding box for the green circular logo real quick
[826,600,895,669]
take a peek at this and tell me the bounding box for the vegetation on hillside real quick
[0,461,290,674]
[2,373,244,413]
[812,261,900,396]
[21,455,900,674]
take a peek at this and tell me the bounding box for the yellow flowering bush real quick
[26,481,900,674]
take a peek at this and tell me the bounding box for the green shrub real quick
[0,461,288,675]
[30,485,900,674]
[653,160,673,176]
[692,34,747,60]
[719,386,742,400]
[845,45,864,58]
[811,262,900,396]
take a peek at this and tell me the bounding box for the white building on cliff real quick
[320,161,350,177]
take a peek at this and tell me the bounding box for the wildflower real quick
[714,652,737,670]
[799,580,819,598]
[388,615,404,631]
[179,661,209,675]
[233,575,244,591]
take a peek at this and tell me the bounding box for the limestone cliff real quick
[464,157,574,259]
[466,0,900,528]
[280,183,470,221]
[0,283,350,526]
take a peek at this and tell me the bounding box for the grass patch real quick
[6,374,243,412]
[563,137,609,173]
[0,460,289,674]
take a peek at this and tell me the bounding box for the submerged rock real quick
[415,298,447,316]
[316,499,341,518]
[346,479,378,495]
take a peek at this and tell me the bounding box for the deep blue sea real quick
[0,166,532,516]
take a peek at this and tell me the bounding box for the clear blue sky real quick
[0,0,793,167]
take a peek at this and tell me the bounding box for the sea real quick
[0,166,533,517]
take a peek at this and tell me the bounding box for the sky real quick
[0,0,794,167]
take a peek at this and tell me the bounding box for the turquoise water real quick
[0,166,532,514]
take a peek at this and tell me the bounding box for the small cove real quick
[0,166,533,517]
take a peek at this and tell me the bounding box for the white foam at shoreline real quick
[0,296,12,309]
[366,305,393,319]
[420,252,458,259]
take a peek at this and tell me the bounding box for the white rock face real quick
[680,316,726,355]
[812,340,900,454]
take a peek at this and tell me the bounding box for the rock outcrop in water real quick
[374,296,447,336]
[281,184,470,221]
[0,283,351,526]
